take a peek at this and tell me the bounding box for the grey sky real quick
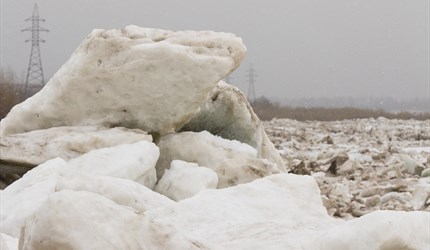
[1,0,429,100]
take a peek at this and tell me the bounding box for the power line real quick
[246,64,257,102]
[22,3,49,98]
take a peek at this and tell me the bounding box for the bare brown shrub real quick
[251,96,430,121]
[0,69,24,119]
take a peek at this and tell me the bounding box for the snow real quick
[181,81,284,169]
[400,154,422,174]
[56,173,174,214]
[266,118,430,217]
[156,131,282,188]
[7,171,430,250]
[0,126,152,165]
[154,160,218,201]
[317,211,430,250]
[20,190,145,250]
[0,26,246,136]
[143,174,429,249]
[401,147,430,154]
[142,174,338,249]
[0,141,159,237]
[36,174,420,250]
[67,141,159,188]
[1,233,18,250]
[1,25,428,250]
[0,158,66,237]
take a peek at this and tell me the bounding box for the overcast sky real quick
[1,0,429,100]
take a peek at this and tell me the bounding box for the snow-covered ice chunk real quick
[154,160,218,201]
[156,131,281,188]
[317,211,430,250]
[56,173,174,214]
[142,174,430,249]
[0,158,67,237]
[0,26,246,136]
[0,126,152,165]
[67,140,159,188]
[19,190,145,250]
[19,189,210,249]
[401,147,430,154]
[400,154,424,175]
[142,174,340,249]
[1,233,18,250]
[1,141,159,237]
[181,81,284,169]
[13,172,430,249]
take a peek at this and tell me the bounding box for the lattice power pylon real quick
[22,3,48,97]
[246,64,257,102]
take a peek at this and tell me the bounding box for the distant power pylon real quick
[22,3,49,97]
[246,64,257,102]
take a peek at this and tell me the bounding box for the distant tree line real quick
[0,68,26,119]
[0,68,45,119]
[251,96,430,121]
[276,96,429,113]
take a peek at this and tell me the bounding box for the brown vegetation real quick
[0,69,26,119]
[251,97,430,121]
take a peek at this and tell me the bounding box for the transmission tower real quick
[246,64,257,102]
[22,3,49,97]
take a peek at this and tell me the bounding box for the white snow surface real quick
[0,158,67,237]
[56,173,174,214]
[0,26,246,136]
[143,173,338,249]
[0,126,152,165]
[0,141,159,237]
[317,211,430,250]
[156,131,282,187]
[67,140,159,188]
[154,160,218,201]
[1,233,18,250]
[0,25,428,250]
[143,174,430,249]
[20,190,146,250]
[16,173,429,249]
[401,147,430,154]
